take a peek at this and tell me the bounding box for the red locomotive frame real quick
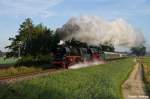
[52,46,102,68]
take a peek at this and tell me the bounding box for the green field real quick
[0,57,18,65]
[142,57,150,96]
[0,58,134,99]
[142,57,150,67]
[0,57,44,77]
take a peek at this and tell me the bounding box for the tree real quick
[0,50,2,57]
[65,38,87,48]
[130,46,146,56]
[101,44,115,52]
[6,18,55,57]
[6,18,34,57]
[51,31,60,52]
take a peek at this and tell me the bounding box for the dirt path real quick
[122,62,149,99]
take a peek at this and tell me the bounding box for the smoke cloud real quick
[58,16,145,48]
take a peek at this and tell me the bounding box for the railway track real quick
[0,68,64,84]
[0,58,127,84]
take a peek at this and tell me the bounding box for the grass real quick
[0,57,43,77]
[142,57,150,67]
[0,66,43,77]
[142,57,150,96]
[0,58,134,99]
[0,57,18,65]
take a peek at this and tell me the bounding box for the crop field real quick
[0,57,18,65]
[0,58,134,99]
[142,57,150,96]
[142,57,150,67]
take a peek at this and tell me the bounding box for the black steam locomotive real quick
[52,42,127,68]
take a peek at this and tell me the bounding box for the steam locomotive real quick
[52,45,127,68]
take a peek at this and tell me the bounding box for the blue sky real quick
[0,0,150,51]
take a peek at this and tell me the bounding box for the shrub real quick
[15,55,53,66]
[36,54,53,64]
[15,55,35,66]
[0,57,18,64]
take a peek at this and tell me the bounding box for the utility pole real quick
[17,41,22,58]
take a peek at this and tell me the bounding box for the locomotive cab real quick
[53,46,82,68]
[52,47,70,68]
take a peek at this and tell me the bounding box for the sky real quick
[0,0,150,52]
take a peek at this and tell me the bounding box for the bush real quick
[15,55,53,66]
[16,55,35,66]
[36,54,53,64]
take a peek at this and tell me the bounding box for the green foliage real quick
[5,18,61,66]
[0,57,18,64]
[131,46,146,56]
[101,44,115,52]
[36,54,54,64]
[0,58,134,99]
[142,57,150,96]
[51,31,61,51]
[16,55,35,66]
[6,18,60,57]
[145,83,150,96]
[15,55,53,66]
[65,38,88,48]
[0,50,2,57]
[142,57,150,66]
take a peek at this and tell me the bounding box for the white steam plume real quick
[58,16,145,48]
[69,61,105,69]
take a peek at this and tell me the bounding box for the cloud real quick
[0,0,63,17]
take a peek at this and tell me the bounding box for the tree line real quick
[6,18,116,58]
[6,18,60,57]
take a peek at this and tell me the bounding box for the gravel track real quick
[122,62,149,99]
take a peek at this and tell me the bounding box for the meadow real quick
[0,58,134,99]
[142,57,150,67]
[0,57,44,77]
[0,57,18,65]
[0,57,41,77]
